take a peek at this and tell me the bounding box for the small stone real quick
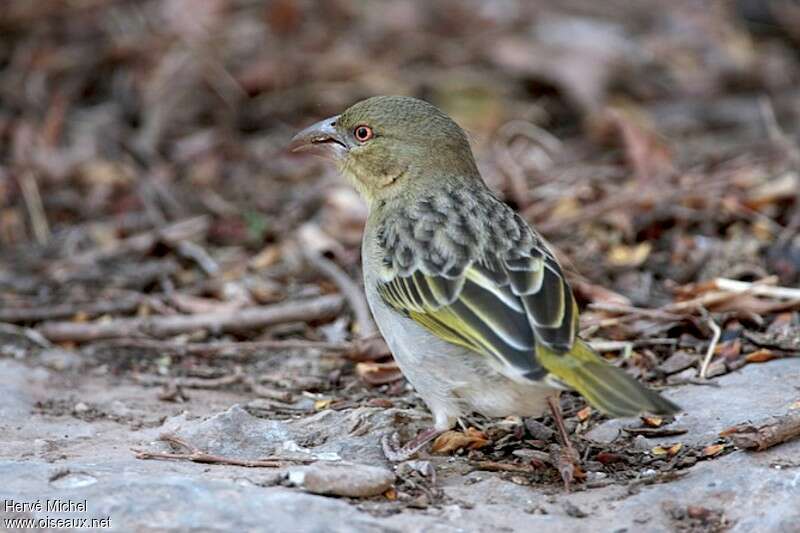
[705,361,728,378]
[667,367,697,385]
[524,419,555,441]
[288,462,394,498]
[633,435,650,451]
[73,402,89,414]
[657,351,697,375]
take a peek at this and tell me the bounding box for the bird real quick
[290,95,679,484]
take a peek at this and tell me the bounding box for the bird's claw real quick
[381,428,441,462]
[382,432,419,462]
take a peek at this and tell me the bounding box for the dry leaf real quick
[431,428,490,454]
[596,451,624,464]
[641,415,663,428]
[744,349,777,364]
[607,242,652,267]
[577,406,592,422]
[314,399,333,411]
[572,279,632,306]
[355,361,404,385]
[651,443,682,457]
[249,245,282,270]
[383,487,397,501]
[702,444,725,457]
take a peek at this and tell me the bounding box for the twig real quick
[722,412,800,451]
[176,240,219,276]
[699,314,721,380]
[38,294,344,342]
[623,427,688,437]
[0,322,53,348]
[493,119,561,209]
[713,278,800,300]
[469,460,537,474]
[133,434,313,467]
[18,171,50,245]
[90,338,353,358]
[0,294,144,323]
[588,338,677,352]
[134,368,244,389]
[303,249,375,338]
[48,216,210,275]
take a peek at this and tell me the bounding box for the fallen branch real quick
[47,216,210,276]
[134,369,244,389]
[469,460,539,474]
[90,337,353,358]
[38,294,344,342]
[0,294,143,323]
[133,434,313,467]
[714,277,800,300]
[18,171,50,245]
[722,412,800,451]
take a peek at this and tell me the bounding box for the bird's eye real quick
[354,125,373,142]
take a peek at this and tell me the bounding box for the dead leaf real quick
[716,338,742,360]
[607,242,652,268]
[576,406,592,422]
[355,361,404,385]
[596,451,624,464]
[383,487,397,501]
[641,415,663,428]
[314,399,333,411]
[702,444,725,457]
[249,245,282,270]
[572,279,632,306]
[431,428,490,454]
[744,349,777,364]
[651,443,682,457]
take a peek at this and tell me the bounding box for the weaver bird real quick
[291,96,679,484]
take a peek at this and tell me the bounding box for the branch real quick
[722,412,800,451]
[133,434,313,467]
[38,294,344,342]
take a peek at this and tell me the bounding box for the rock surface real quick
[1,357,799,532]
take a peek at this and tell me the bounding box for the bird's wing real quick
[375,186,578,382]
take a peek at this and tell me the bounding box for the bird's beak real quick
[289,115,348,161]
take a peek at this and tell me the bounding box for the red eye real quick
[354,125,373,142]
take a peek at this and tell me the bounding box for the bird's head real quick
[290,96,479,205]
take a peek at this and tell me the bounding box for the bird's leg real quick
[382,427,442,462]
[547,395,582,491]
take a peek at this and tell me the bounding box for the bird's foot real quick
[547,396,585,491]
[381,427,442,462]
[551,442,585,492]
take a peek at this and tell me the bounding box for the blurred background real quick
[2,3,800,520]
[0,0,799,361]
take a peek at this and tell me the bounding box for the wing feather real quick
[375,185,577,382]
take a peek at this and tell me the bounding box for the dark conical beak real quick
[289,115,348,160]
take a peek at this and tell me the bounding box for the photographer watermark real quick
[3,499,111,529]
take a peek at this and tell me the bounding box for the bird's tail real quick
[536,340,680,417]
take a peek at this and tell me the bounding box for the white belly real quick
[366,282,554,431]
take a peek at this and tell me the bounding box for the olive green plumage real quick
[291,95,679,420]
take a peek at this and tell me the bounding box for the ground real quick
[1,1,800,532]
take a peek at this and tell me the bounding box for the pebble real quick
[288,462,394,498]
[524,419,555,441]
